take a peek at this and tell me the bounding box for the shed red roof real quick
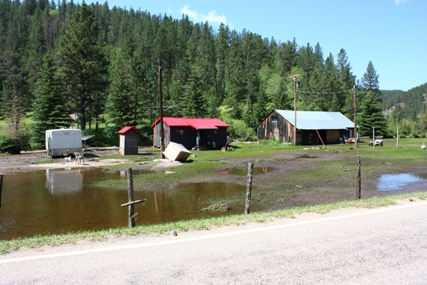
[118,126,141,134]
[151,117,229,130]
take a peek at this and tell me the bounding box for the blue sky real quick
[86,0,425,91]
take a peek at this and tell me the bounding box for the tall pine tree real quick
[55,3,108,131]
[106,48,139,129]
[358,91,387,137]
[31,53,70,148]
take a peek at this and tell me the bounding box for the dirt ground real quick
[0,148,128,173]
[0,147,319,173]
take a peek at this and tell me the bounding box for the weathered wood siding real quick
[119,131,139,155]
[257,111,351,145]
[257,111,294,142]
[153,122,171,148]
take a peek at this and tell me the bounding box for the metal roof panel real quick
[152,117,229,130]
[275,110,355,130]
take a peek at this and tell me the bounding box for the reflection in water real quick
[219,167,275,175]
[45,168,84,195]
[0,168,257,240]
[377,173,425,191]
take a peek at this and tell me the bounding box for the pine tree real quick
[336,49,355,90]
[224,30,245,119]
[361,61,381,101]
[358,91,387,137]
[106,48,139,128]
[215,23,229,102]
[278,38,298,74]
[181,67,205,118]
[25,7,47,101]
[31,53,70,148]
[55,3,109,131]
[197,22,216,97]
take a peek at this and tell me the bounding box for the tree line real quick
[383,83,427,138]
[0,0,388,151]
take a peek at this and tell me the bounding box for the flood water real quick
[218,167,275,175]
[377,173,427,191]
[0,168,259,240]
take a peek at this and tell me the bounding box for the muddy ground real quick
[0,147,423,211]
[0,148,126,173]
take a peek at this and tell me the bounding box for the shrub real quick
[0,134,30,154]
[227,120,257,141]
[259,139,284,146]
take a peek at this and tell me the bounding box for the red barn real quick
[151,117,229,150]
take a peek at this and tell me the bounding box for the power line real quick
[296,90,345,95]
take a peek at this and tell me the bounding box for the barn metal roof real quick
[275,110,355,130]
[152,117,229,130]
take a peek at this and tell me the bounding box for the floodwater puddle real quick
[0,168,258,240]
[218,167,275,175]
[377,173,427,191]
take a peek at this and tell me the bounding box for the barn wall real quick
[153,122,171,148]
[169,127,196,149]
[257,111,294,142]
[216,127,228,148]
[257,111,355,145]
[326,130,340,143]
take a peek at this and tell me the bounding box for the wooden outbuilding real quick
[151,117,229,150]
[257,110,356,145]
[118,126,140,155]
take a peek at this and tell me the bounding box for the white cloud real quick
[180,5,228,25]
[180,5,199,20]
[393,0,409,6]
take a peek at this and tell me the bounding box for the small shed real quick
[118,126,140,155]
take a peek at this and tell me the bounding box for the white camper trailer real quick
[46,129,82,157]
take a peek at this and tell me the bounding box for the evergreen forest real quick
[0,0,425,152]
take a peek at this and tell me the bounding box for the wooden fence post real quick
[0,174,3,207]
[356,156,361,199]
[121,168,146,228]
[127,168,135,227]
[245,162,254,214]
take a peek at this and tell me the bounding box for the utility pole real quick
[353,85,358,148]
[289,74,301,146]
[158,59,165,158]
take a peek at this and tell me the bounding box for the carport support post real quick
[127,168,136,227]
[245,162,254,214]
[0,174,3,207]
[356,156,361,199]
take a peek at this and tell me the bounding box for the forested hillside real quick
[383,83,427,120]
[0,0,420,152]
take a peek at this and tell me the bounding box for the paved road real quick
[1,200,427,284]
